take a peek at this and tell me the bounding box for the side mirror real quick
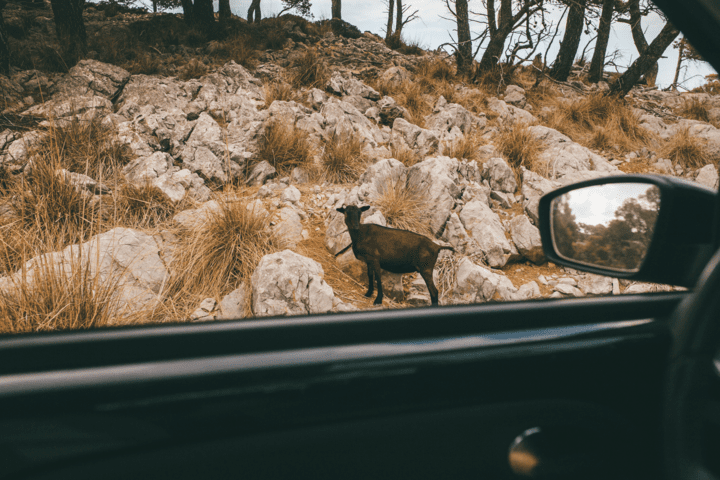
[538,175,716,288]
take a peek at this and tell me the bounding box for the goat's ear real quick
[336,207,346,213]
[359,205,371,212]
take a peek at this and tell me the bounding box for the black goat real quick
[337,205,454,306]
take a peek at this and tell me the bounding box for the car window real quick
[0,0,710,334]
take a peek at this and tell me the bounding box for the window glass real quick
[0,0,707,333]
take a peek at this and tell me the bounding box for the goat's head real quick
[337,205,370,230]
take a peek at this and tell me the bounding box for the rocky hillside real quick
[0,5,717,332]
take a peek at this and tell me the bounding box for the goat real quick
[337,205,454,306]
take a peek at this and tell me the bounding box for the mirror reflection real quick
[550,183,661,272]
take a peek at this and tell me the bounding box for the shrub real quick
[417,58,454,82]
[215,34,257,68]
[662,127,709,169]
[374,172,433,236]
[257,120,315,174]
[321,131,366,183]
[495,122,544,174]
[125,52,161,75]
[290,49,329,88]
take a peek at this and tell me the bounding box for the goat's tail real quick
[439,245,455,252]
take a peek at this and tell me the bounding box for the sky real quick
[136,0,718,90]
[564,183,658,226]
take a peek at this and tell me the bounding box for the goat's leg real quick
[365,262,374,297]
[371,259,384,305]
[419,268,439,305]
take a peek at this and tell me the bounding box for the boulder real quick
[391,118,440,159]
[451,258,500,303]
[459,200,513,268]
[272,207,304,248]
[695,164,719,190]
[251,250,335,316]
[2,228,168,319]
[508,215,545,264]
[407,156,462,235]
[485,97,536,126]
[484,157,517,193]
[578,274,613,296]
[357,158,408,203]
[528,126,621,181]
[504,85,527,109]
[217,284,247,320]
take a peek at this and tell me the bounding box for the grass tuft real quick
[180,58,208,80]
[676,97,710,122]
[116,183,176,229]
[441,131,484,161]
[290,49,329,88]
[257,120,315,174]
[321,131,367,183]
[374,173,433,236]
[661,127,709,169]
[0,255,120,334]
[495,122,544,174]
[164,199,283,311]
[263,81,296,108]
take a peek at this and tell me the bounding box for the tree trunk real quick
[550,0,586,81]
[219,0,231,23]
[0,0,9,76]
[627,0,658,86]
[476,0,511,73]
[456,0,472,76]
[608,21,679,97]
[49,0,87,68]
[385,0,394,39]
[672,38,685,91]
[588,0,614,83]
[395,0,402,36]
[247,0,261,23]
[181,0,193,24]
[193,0,214,25]
[331,0,341,19]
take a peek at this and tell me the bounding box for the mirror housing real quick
[538,175,716,288]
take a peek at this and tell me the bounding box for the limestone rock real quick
[508,215,545,264]
[459,200,513,267]
[251,250,335,317]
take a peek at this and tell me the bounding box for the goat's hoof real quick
[364,292,373,298]
[373,299,383,305]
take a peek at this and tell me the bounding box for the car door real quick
[1,2,719,480]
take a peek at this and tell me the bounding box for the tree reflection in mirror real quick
[550,183,661,272]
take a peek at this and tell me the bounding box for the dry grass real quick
[389,143,421,166]
[394,80,432,127]
[216,34,256,69]
[546,93,654,152]
[441,131,485,161]
[676,97,710,122]
[263,81,296,108]
[257,120,315,174]
[374,172,433,236]
[180,58,208,80]
[495,122,544,174]
[33,118,132,180]
[125,52,161,75]
[163,199,283,314]
[0,254,120,334]
[10,159,102,251]
[290,49,329,89]
[661,127,709,169]
[115,183,176,229]
[320,131,367,183]
[417,57,455,83]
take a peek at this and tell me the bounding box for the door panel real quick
[0,294,679,479]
